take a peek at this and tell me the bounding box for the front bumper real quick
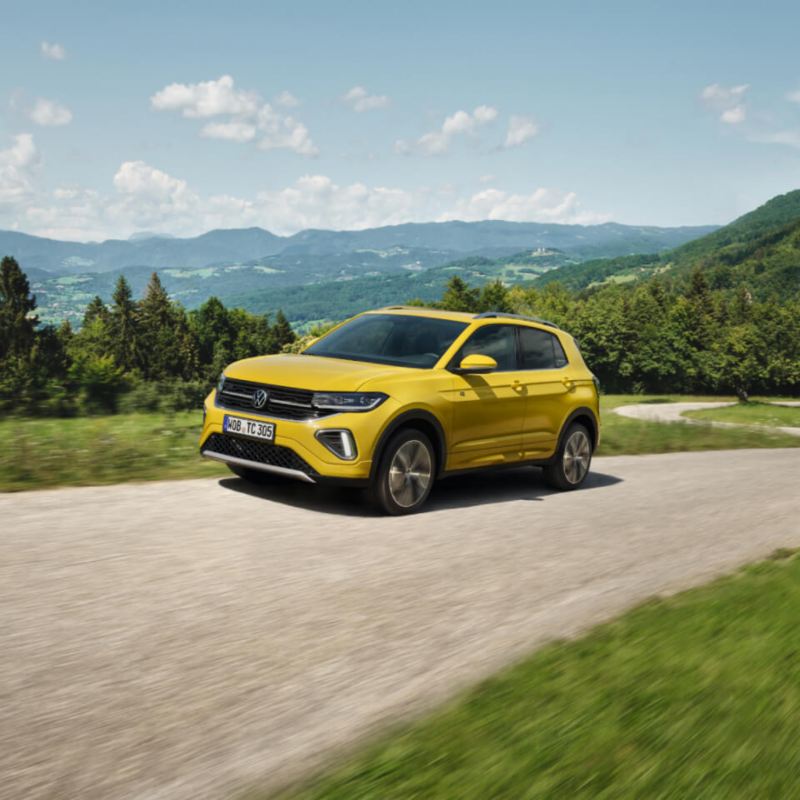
[200,390,397,483]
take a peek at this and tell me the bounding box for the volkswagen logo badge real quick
[252,389,269,409]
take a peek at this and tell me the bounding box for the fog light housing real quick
[315,429,357,460]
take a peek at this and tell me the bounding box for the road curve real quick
[615,401,800,437]
[2,449,800,800]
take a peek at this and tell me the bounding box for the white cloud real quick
[397,105,498,155]
[151,75,259,118]
[40,41,65,60]
[254,106,317,155]
[29,98,73,127]
[700,83,749,124]
[151,75,317,156]
[720,105,746,125]
[0,133,40,206]
[274,90,300,107]
[504,115,539,148]
[749,130,800,149]
[342,86,390,112]
[2,152,607,240]
[440,187,608,225]
[200,120,256,142]
[787,89,800,104]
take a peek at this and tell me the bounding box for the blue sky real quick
[2,0,800,240]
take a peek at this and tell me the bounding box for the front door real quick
[447,324,527,470]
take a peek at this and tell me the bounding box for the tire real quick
[369,428,436,515]
[226,464,281,484]
[542,422,593,491]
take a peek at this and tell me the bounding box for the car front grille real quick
[202,433,317,476]
[216,378,333,420]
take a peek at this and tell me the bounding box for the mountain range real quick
[2,219,718,326]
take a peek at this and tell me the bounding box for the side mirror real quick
[455,353,498,374]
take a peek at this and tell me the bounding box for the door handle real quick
[512,380,524,393]
[562,377,576,390]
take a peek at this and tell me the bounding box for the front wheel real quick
[542,423,593,491]
[370,429,435,515]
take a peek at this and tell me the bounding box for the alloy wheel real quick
[563,429,591,485]
[388,439,433,508]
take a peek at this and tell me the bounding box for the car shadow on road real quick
[219,468,622,517]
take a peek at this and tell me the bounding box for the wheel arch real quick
[559,406,599,451]
[369,409,448,480]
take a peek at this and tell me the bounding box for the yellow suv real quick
[200,307,600,514]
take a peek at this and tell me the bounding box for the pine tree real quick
[438,276,480,312]
[139,273,175,379]
[272,310,295,350]
[109,276,140,372]
[0,256,38,362]
[83,295,110,327]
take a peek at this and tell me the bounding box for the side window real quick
[454,325,517,371]
[519,326,569,370]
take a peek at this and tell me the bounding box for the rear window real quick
[519,326,568,370]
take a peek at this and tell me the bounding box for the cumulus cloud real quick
[29,98,73,127]
[151,75,318,156]
[0,133,40,206]
[504,115,539,148]
[700,83,748,124]
[397,105,498,155]
[274,90,300,107]
[40,41,65,60]
[342,86,390,112]
[1,151,607,240]
[440,187,608,225]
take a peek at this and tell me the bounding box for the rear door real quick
[516,325,572,457]
[448,324,527,469]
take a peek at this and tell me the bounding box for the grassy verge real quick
[597,395,800,455]
[276,549,800,799]
[684,400,800,428]
[1,396,797,492]
[0,411,225,491]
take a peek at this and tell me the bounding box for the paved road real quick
[2,449,800,800]
[615,401,800,436]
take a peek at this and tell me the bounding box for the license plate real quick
[224,415,275,442]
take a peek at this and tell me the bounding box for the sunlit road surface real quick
[2,449,799,800]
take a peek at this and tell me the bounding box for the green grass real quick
[1,396,797,492]
[0,411,225,491]
[276,550,800,800]
[685,401,800,429]
[597,395,800,455]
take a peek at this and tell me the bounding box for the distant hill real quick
[536,189,800,294]
[1,219,717,277]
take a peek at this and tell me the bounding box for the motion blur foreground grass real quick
[0,396,798,491]
[0,411,225,491]
[277,549,800,800]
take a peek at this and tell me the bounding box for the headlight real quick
[216,373,226,393]
[311,392,387,412]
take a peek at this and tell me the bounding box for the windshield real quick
[304,313,468,368]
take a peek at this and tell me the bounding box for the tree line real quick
[429,273,800,397]
[0,256,295,415]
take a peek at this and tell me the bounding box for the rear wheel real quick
[370,429,435,515]
[542,423,593,491]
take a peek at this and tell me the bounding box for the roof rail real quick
[474,311,560,329]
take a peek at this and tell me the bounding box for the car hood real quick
[225,353,417,391]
